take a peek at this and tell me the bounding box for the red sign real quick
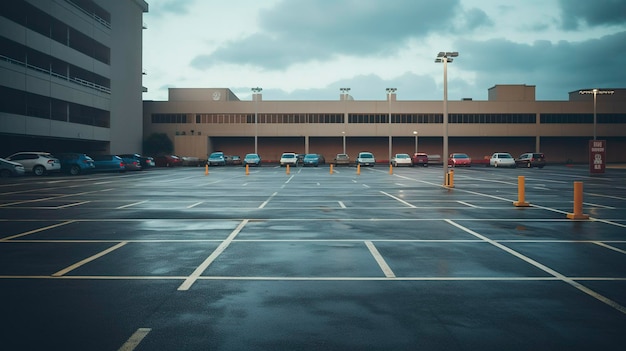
[589,140,606,174]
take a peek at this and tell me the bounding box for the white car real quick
[489,152,516,168]
[391,153,412,167]
[356,152,376,167]
[5,152,61,176]
[279,152,298,167]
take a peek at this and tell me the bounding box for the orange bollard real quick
[514,175,530,207]
[245,164,249,175]
[205,164,209,176]
[567,181,589,219]
[389,163,393,175]
[356,164,361,175]
[330,164,334,174]
[286,164,290,175]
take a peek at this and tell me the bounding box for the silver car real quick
[489,152,517,168]
[5,152,61,176]
[0,157,26,177]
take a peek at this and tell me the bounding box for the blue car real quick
[303,154,320,167]
[243,153,261,166]
[92,155,126,173]
[54,152,95,175]
[208,152,226,166]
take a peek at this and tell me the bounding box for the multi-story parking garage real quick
[0,0,148,156]
[143,85,626,164]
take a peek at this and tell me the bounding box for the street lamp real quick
[435,51,458,186]
[578,88,615,140]
[386,88,397,164]
[413,131,418,153]
[342,131,346,154]
[340,88,350,155]
[251,87,262,154]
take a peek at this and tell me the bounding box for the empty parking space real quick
[0,165,625,350]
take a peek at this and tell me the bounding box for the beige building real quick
[143,85,626,164]
[0,0,148,155]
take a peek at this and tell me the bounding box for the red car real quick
[154,155,182,167]
[448,153,472,167]
[411,152,428,167]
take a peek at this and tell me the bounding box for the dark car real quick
[516,152,546,168]
[208,152,226,166]
[225,155,242,166]
[411,152,428,167]
[0,157,25,177]
[154,155,182,167]
[139,155,155,169]
[303,154,320,167]
[118,154,143,171]
[54,152,95,175]
[91,155,126,173]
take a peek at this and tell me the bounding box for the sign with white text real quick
[589,140,606,174]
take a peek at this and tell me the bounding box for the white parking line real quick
[365,241,395,278]
[593,242,626,255]
[259,192,277,209]
[380,191,416,208]
[116,200,148,209]
[457,201,480,208]
[55,201,91,209]
[583,202,616,209]
[178,219,248,291]
[117,328,151,351]
[445,219,626,315]
[338,201,346,208]
[187,202,203,208]
[588,193,626,200]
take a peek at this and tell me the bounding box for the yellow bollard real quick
[356,164,361,175]
[389,163,393,175]
[330,164,333,174]
[444,169,454,188]
[205,164,209,176]
[245,164,249,175]
[514,175,530,207]
[286,164,290,175]
[567,181,589,219]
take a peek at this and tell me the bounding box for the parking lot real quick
[1,164,625,350]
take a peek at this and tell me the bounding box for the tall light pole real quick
[578,88,615,140]
[340,88,350,155]
[386,88,396,164]
[251,87,262,154]
[413,131,418,153]
[435,51,458,186]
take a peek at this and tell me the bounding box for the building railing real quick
[64,0,111,29]
[0,54,111,94]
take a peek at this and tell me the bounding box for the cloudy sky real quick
[142,0,626,102]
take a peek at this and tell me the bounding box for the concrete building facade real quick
[143,85,626,164]
[0,0,148,155]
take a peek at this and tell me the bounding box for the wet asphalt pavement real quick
[0,164,625,350]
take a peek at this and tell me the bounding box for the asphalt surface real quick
[1,164,625,351]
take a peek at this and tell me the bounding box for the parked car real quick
[181,156,201,167]
[0,157,25,177]
[280,152,298,167]
[515,152,546,168]
[243,153,261,166]
[356,152,376,167]
[411,152,429,167]
[334,153,351,166]
[54,152,95,175]
[207,152,226,166]
[448,153,472,167]
[153,155,182,167]
[5,152,61,176]
[226,155,242,165]
[118,154,143,171]
[303,154,321,167]
[138,155,155,169]
[91,155,126,173]
[489,152,517,168]
[391,153,412,167]
[316,154,326,165]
